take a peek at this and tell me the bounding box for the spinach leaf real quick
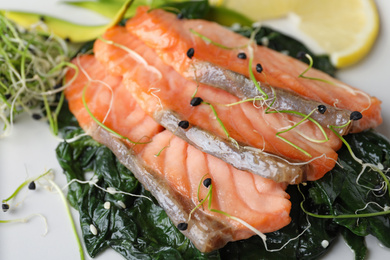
[340,227,367,260]
[303,130,390,256]
[205,6,253,27]
[56,135,219,259]
[160,0,210,19]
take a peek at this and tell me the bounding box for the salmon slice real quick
[94,25,342,181]
[64,54,292,252]
[125,6,382,133]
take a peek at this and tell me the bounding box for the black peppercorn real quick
[256,63,263,73]
[350,111,363,121]
[203,178,212,188]
[187,48,195,59]
[177,222,188,231]
[190,97,203,106]
[237,52,247,59]
[178,120,190,129]
[317,105,327,114]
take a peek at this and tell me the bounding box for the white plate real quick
[0,1,389,259]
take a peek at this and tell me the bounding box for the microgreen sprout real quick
[247,46,267,98]
[298,184,390,219]
[201,100,239,147]
[223,97,265,107]
[46,178,85,260]
[2,169,52,206]
[0,14,72,137]
[1,169,85,259]
[224,95,329,157]
[154,130,179,157]
[298,53,336,86]
[247,27,268,99]
[0,213,48,236]
[64,178,152,202]
[154,145,169,157]
[268,108,329,143]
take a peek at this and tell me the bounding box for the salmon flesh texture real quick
[125,7,382,134]
[94,25,342,182]
[64,55,291,252]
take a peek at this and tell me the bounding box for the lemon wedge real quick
[221,0,379,68]
[294,0,379,67]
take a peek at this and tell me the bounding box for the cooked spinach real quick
[160,0,210,19]
[341,227,367,260]
[306,131,390,249]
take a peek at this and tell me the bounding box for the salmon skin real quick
[65,55,291,252]
[188,61,352,135]
[125,6,382,134]
[153,109,306,184]
[94,25,342,181]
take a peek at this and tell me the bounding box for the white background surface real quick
[0,0,389,259]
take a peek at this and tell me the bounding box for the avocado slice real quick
[1,0,133,42]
